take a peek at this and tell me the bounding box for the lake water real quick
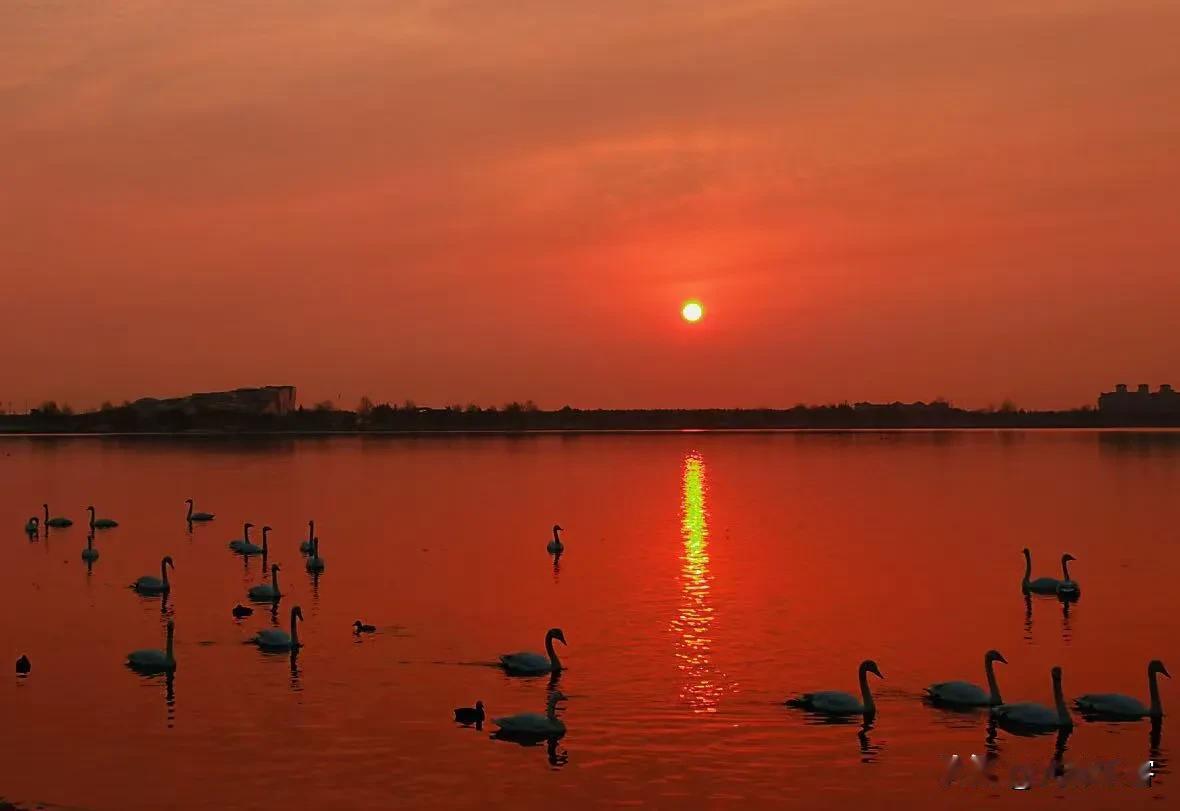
[2,431,1178,810]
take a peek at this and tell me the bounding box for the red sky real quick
[2,1,1178,411]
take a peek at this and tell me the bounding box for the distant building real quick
[132,386,296,417]
[1098,383,1180,414]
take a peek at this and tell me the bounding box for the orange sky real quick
[2,1,1178,411]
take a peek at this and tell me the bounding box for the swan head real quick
[87,505,95,512]
[1149,660,1171,678]
[860,660,884,679]
[475,700,485,710]
[291,605,304,622]
[1051,665,1063,682]
[985,649,1008,665]
[553,524,563,532]
[162,556,175,569]
[42,503,48,510]
[262,525,272,534]
[1062,553,1076,563]
[184,499,193,505]
[1021,547,1030,557]
[547,628,567,646]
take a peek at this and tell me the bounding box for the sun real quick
[681,300,704,323]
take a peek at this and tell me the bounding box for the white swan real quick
[1056,554,1081,600]
[992,665,1073,731]
[87,505,118,529]
[786,659,884,716]
[248,563,282,601]
[133,556,174,595]
[43,504,73,528]
[546,524,564,554]
[250,605,304,651]
[305,537,325,572]
[926,650,1008,707]
[1075,660,1169,719]
[500,628,567,675]
[24,517,38,535]
[299,520,316,554]
[185,499,215,522]
[81,532,99,562]
[228,522,255,552]
[493,691,568,736]
[127,620,176,673]
[239,525,268,556]
[1021,548,1062,595]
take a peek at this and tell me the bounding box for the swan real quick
[992,665,1073,731]
[547,524,564,554]
[24,517,39,535]
[231,604,254,618]
[500,628,567,675]
[127,620,176,673]
[1021,548,1061,595]
[353,620,376,634]
[1075,660,1170,719]
[16,655,31,675]
[786,659,885,716]
[239,525,268,556]
[305,538,325,572]
[42,504,73,528]
[250,605,303,651]
[133,556,174,595]
[1056,554,1081,600]
[81,532,99,562]
[454,700,485,725]
[228,522,255,552]
[87,506,118,529]
[493,691,568,736]
[248,564,282,601]
[185,499,215,522]
[299,520,315,554]
[926,650,1008,707]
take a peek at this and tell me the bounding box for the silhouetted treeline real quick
[3,399,1180,434]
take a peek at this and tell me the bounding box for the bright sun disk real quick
[681,301,704,322]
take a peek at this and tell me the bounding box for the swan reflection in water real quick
[1022,594,1074,645]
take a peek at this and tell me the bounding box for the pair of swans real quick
[249,606,304,651]
[229,523,270,555]
[926,650,1007,707]
[786,659,884,716]
[500,628,567,675]
[546,525,564,554]
[42,504,73,528]
[133,556,174,595]
[1075,660,1170,719]
[87,506,118,530]
[1021,548,1081,599]
[184,499,214,522]
[127,620,176,673]
[493,691,568,737]
[248,564,283,601]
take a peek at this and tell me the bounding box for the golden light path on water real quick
[672,452,730,713]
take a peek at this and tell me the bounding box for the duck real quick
[353,620,377,634]
[87,506,118,530]
[24,516,39,536]
[132,556,174,595]
[248,564,282,602]
[494,692,568,737]
[547,524,564,554]
[16,655,31,675]
[454,701,485,725]
[127,620,176,673]
[299,520,316,554]
[1075,660,1169,720]
[185,499,215,522]
[81,532,99,562]
[1055,554,1081,600]
[249,605,303,651]
[305,538,325,572]
[926,650,1008,707]
[228,522,255,553]
[786,659,885,716]
[231,604,254,619]
[42,504,73,528]
[992,665,1073,731]
[238,525,268,556]
[1021,548,1062,595]
[500,628,567,676]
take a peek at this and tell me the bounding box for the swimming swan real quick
[547,524,564,554]
[493,691,568,736]
[305,538,325,572]
[24,517,39,535]
[500,628,567,675]
[786,659,884,716]
[926,650,1008,707]
[81,532,99,562]
[87,506,118,530]
[248,564,282,601]
[250,605,303,651]
[1056,554,1081,600]
[185,499,215,522]
[454,700,485,725]
[42,504,73,528]
[992,665,1073,731]
[127,620,176,673]
[229,522,255,552]
[133,556,174,595]
[1075,660,1169,719]
[1021,548,1061,595]
[300,520,316,554]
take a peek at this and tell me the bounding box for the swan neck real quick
[859,667,875,714]
[985,658,1002,705]
[546,634,562,670]
[1149,669,1163,717]
[291,613,300,645]
[1022,552,1031,585]
[186,502,192,520]
[273,568,280,594]
[161,560,169,585]
[1053,675,1071,726]
[43,505,49,522]
[1061,558,1071,580]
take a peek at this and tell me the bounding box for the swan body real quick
[81,533,99,562]
[546,524,564,554]
[24,517,39,535]
[127,621,176,673]
[500,628,567,675]
[229,523,255,552]
[299,520,316,554]
[43,504,73,528]
[992,665,1073,731]
[87,506,118,529]
[1075,660,1169,719]
[239,525,268,556]
[231,604,254,618]
[16,655,31,675]
[353,620,376,634]
[248,564,282,601]
[250,605,303,651]
[787,659,884,716]
[133,556,174,595]
[926,650,1007,707]
[455,701,485,725]
[1021,548,1062,594]
[185,499,214,522]
[305,538,325,572]
[494,692,567,736]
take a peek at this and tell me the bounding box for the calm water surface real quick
[2,432,1178,809]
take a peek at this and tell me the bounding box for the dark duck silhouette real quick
[454,700,485,725]
[353,620,377,634]
[232,604,254,619]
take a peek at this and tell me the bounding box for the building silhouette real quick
[1098,383,1180,414]
[131,385,296,417]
